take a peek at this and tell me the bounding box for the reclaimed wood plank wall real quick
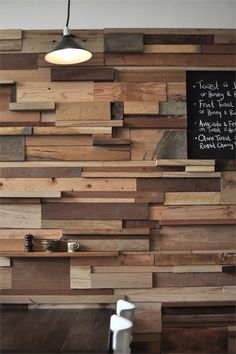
[0,28,236,353]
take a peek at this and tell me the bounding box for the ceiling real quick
[0,0,235,29]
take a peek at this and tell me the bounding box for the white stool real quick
[110,314,133,354]
[116,299,136,323]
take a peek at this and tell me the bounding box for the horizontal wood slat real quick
[51,67,116,81]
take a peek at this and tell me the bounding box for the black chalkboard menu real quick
[187,71,236,159]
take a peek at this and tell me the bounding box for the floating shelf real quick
[0,251,119,258]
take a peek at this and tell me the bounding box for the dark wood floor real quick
[0,307,113,353]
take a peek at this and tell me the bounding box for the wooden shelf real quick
[0,251,119,258]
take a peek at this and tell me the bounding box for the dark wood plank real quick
[153,272,235,287]
[0,136,25,161]
[155,253,236,266]
[111,101,124,120]
[144,34,214,44]
[0,53,38,70]
[105,53,235,66]
[202,44,236,54]
[162,327,227,353]
[0,167,82,177]
[104,33,143,53]
[0,86,11,111]
[124,116,186,128]
[215,159,236,171]
[42,202,149,220]
[0,288,113,295]
[117,70,186,82]
[137,177,220,192]
[12,258,70,290]
[62,191,163,202]
[51,67,116,82]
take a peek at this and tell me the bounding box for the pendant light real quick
[45,0,92,65]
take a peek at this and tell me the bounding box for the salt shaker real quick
[24,233,34,252]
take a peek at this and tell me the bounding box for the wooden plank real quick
[56,102,111,121]
[0,229,62,240]
[0,294,124,304]
[0,80,15,85]
[0,30,22,40]
[155,252,236,266]
[70,266,91,289]
[17,82,94,102]
[63,228,150,235]
[164,192,221,205]
[0,177,136,192]
[173,265,222,273]
[153,272,235,287]
[0,191,61,198]
[131,129,187,160]
[0,136,25,161]
[33,127,111,135]
[0,268,11,289]
[185,165,215,172]
[133,302,161,333]
[215,33,236,44]
[158,225,236,251]
[42,220,122,231]
[228,326,236,354]
[163,172,221,178]
[150,205,236,223]
[0,111,40,123]
[94,82,166,102]
[42,202,148,220]
[104,33,143,53]
[71,256,125,267]
[117,69,186,82]
[167,82,186,100]
[0,86,11,111]
[156,159,215,166]
[82,172,162,178]
[0,127,32,135]
[0,69,50,82]
[26,146,130,161]
[160,101,186,115]
[111,102,124,120]
[51,67,115,82]
[143,34,214,44]
[114,286,236,302]
[202,44,236,54]
[26,136,92,146]
[0,54,38,70]
[91,272,152,289]
[9,102,55,111]
[0,257,11,267]
[0,204,41,228]
[0,166,83,178]
[124,254,155,266]
[92,137,130,146]
[0,251,119,258]
[0,40,22,51]
[92,266,172,273]
[0,160,156,167]
[124,101,159,114]
[124,116,186,128]
[105,53,235,66]
[162,327,227,354]
[55,120,123,127]
[137,177,220,192]
[144,44,201,53]
[221,172,236,204]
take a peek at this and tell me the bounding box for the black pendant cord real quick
[66,0,71,27]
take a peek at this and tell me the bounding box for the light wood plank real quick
[0,161,156,167]
[56,102,111,121]
[185,166,215,172]
[26,135,92,146]
[9,102,55,111]
[0,229,62,240]
[0,191,61,198]
[133,302,161,333]
[91,272,152,288]
[0,39,22,51]
[144,44,201,53]
[124,101,159,114]
[70,266,91,289]
[163,172,221,178]
[221,172,236,205]
[0,111,40,123]
[33,127,111,135]
[0,69,51,82]
[92,266,172,273]
[55,120,123,127]
[0,30,22,40]
[156,159,215,166]
[0,177,136,192]
[0,257,11,267]
[164,192,221,205]
[0,80,15,85]
[42,220,122,230]
[0,204,41,228]
[173,265,222,273]
[0,127,32,135]
[17,82,94,102]
[0,268,11,289]
[81,172,162,178]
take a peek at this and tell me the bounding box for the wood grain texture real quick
[143,34,214,44]
[0,136,25,161]
[0,111,40,123]
[164,192,221,205]
[0,30,22,40]
[0,39,22,51]
[0,229,62,240]
[117,69,186,82]
[33,126,111,135]
[124,116,186,128]
[91,272,152,288]
[221,172,236,204]
[9,102,55,111]
[0,54,38,70]
[42,202,148,220]
[131,129,187,160]
[56,102,110,121]
[124,101,159,114]
[0,268,12,289]
[105,53,235,66]
[0,127,32,135]
[0,166,82,178]
[0,257,11,266]
[95,82,166,101]
[0,191,61,198]
[51,67,116,81]
[104,33,143,53]
[26,136,92,146]
[144,44,201,53]
[0,204,41,228]
[70,266,91,289]
[17,82,94,102]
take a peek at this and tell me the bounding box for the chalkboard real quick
[187,71,236,159]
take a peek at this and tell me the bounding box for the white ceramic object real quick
[67,241,80,252]
[110,314,133,354]
[117,299,136,323]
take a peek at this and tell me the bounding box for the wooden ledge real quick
[0,251,119,258]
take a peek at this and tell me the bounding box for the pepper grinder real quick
[24,233,34,252]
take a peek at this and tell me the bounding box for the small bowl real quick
[41,239,60,252]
